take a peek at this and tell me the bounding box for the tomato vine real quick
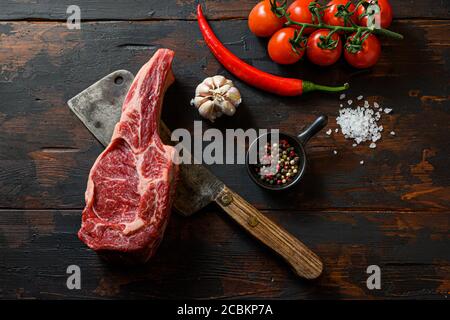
[270,0,403,43]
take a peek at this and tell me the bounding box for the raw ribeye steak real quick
[78,49,178,263]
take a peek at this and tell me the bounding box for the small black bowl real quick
[246,115,328,191]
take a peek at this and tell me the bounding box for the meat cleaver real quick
[68,70,323,279]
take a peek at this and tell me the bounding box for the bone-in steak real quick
[78,49,178,263]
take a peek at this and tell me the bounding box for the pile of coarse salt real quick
[335,94,393,150]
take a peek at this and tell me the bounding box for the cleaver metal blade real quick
[68,69,220,217]
[68,70,134,147]
[68,70,323,280]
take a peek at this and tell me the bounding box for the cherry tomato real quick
[306,29,342,66]
[344,33,381,68]
[357,0,393,29]
[286,0,320,34]
[268,27,305,65]
[323,0,357,27]
[248,0,286,37]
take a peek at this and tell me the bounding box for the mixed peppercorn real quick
[254,139,301,187]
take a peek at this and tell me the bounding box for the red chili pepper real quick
[196,5,349,96]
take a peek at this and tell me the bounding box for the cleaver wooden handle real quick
[216,185,323,280]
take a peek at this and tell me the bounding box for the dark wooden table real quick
[0,0,449,299]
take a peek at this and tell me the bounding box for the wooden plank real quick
[0,0,449,20]
[0,209,448,299]
[0,21,450,211]
[0,20,448,211]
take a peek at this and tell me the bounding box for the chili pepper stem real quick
[303,81,350,93]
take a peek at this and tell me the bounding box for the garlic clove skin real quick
[195,83,212,97]
[212,75,227,88]
[192,75,242,122]
[191,96,209,108]
[225,87,242,106]
[198,100,217,122]
[218,100,236,116]
[203,77,215,88]
[218,83,232,95]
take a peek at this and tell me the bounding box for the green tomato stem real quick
[286,19,403,40]
[277,0,404,41]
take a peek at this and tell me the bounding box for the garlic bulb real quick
[191,75,242,122]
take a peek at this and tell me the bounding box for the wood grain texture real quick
[1,0,449,20]
[0,20,448,211]
[216,186,323,280]
[0,209,448,299]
